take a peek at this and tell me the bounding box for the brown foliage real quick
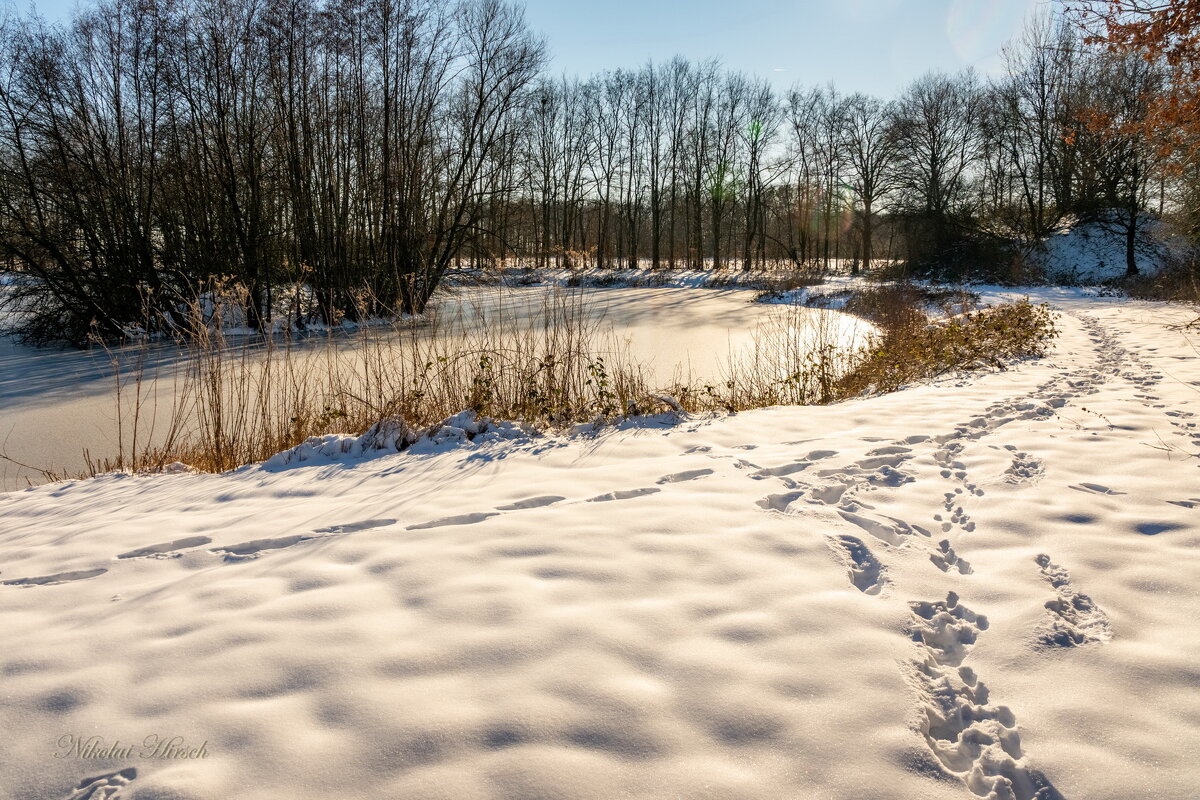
[1069,0,1200,159]
[838,296,1058,396]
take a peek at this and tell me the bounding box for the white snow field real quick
[1,288,1198,800]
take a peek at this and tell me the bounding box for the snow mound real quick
[1031,216,1184,284]
[263,410,536,468]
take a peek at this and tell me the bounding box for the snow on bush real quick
[263,410,537,468]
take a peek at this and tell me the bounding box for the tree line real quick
[0,0,1190,344]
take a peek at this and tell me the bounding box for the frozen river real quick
[0,286,872,491]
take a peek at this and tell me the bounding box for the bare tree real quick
[841,93,898,272]
[738,79,782,270]
[892,71,983,263]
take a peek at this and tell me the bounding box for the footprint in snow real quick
[1003,452,1045,486]
[211,534,323,561]
[4,568,108,587]
[855,454,910,471]
[929,539,972,575]
[837,510,925,547]
[656,468,714,484]
[1068,483,1126,496]
[1166,498,1200,509]
[867,445,912,456]
[828,534,886,595]
[817,453,909,475]
[495,496,565,511]
[313,518,396,534]
[908,591,988,662]
[749,462,810,480]
[60,767,137,800]
[117,535,213,559]
[756,491,805,513]
[586,487,661,502]
[1034,554,1111,648]
[406,512,499,530]
[809,482,850,505]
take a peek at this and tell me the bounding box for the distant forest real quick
[0,0,1195,343]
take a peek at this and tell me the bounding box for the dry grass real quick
[713,283,1054,404]
[665,306,862,411]
[24,281,1058,480]
[841,284,981,328]
[838,294,1057,395]
[80,289,659,475]
[1121,256,1200,327]
[702,269,823,294]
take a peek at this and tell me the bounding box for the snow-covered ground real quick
[1,289,1198,800]
[1031,217,1190,284]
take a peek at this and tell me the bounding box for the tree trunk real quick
[860,200,873,276]
[1125,207,1139,277]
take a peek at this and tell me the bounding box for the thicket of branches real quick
[0,0,545,344]
[1069,0,1200,237]
[0,1,1195,345]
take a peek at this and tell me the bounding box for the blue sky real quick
[523,0,1052,96]
[19,0,1053,98]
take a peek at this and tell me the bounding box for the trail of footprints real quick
[1074,311,1197,458]
[1163,405,1200,464]
[748,311,1142,797]
[5,470,715,586]
[1085,313,1200,461]
[1034,554,1112,648]
[907,593,1064,800]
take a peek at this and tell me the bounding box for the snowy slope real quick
[1032,217,1187,284]
[1,289,1198,800]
